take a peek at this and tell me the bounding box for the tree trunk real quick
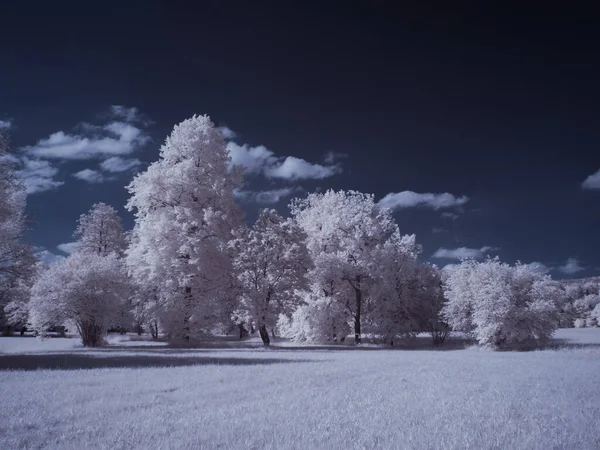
[239,323,249,339]
[80,321,103,347]
[271,328,276,338]
[182,286,192,343]
[150,320,159,339]
[354,277,362,344]
[259,324,270,346]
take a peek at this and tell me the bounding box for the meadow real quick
[1,329,599,450]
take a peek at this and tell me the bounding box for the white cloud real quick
[227,142,342,181]
[73,169,105,183]
[324,151,348,164]
[218,126,237,140]
[558,258,584,275]
[442,263,459,272]
[23,120,150,160]
[432,246,497,260]
[100,156,141,173]
[234,187,300,204]
[57,242,78,254]
[265,156,341,180]
[432,227,447,234]
[0,119,12,129]
[379,191,469,211]
[34,248,64,266]
[109,105,144,123]
[582,169,600,190]
[17,157,64,194]
[522,261,549,274]
[441,212,460,220]
[227,142,276,174]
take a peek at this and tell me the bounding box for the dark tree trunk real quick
[20,327,26,336]
[271,328,276,338]
[80,321,103,347]
[354,277,362,344]
[150,320,159,339]
[259,324,270,346]
[182,286,192,343]
[239,323,249,339]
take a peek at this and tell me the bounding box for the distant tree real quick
[126,115,243,344]
[230,209,311,345]
[74,202,126,256]
[29,252,128,346]
[442,258,564,349]
[0,131,35,335]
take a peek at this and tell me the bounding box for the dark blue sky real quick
[1,2,599,277]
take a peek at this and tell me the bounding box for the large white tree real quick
[0,132,35,335]
[290,190,413,344]
[229,209,311,345]
[442,258,564,349]
[126,115,243,344]
[29,252,128,346]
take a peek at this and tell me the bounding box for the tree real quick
[74,202,126,256]
[0,131,35,335]
[229,209,311,345]
[126,115,243,344]
[291,190,409,344]
[29,252,128,346]
[442,258,564,349]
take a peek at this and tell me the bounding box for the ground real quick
[1,329,599,450]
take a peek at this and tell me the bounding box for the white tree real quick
[442,258,564,349]
[229,209,311,345]
[29,252,128,346]
[0,132,35,335]
[74,202,126,256]
[290,190,414,344]
[126,115,243,344]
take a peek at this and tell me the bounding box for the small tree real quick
[230,209,311,345]
[29,252,128,346]
[442,258,564,349]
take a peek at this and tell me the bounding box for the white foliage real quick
[74,202,126,256]
[0,133,35,332]
[229,209,311,344]
[126,115,242,343]
[442,258,564,348]
[29,252,128,346]
[290,190,418,344]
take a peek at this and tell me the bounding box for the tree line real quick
[1,117,597,349]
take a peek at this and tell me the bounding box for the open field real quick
[1,329,600,450]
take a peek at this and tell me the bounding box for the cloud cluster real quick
[582,169,600,190]
[379,191,469,211]
[227,142,342,181]
[18,106,149,192]
[432,246,497,260]
[0,119,12,129]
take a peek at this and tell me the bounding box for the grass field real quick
[1,329,599,449]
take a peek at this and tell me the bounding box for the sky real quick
[1,2,599,278]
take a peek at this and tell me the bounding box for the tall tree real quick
[0,132,35,335]
[230,209,311,345]
[126,115,243,344]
